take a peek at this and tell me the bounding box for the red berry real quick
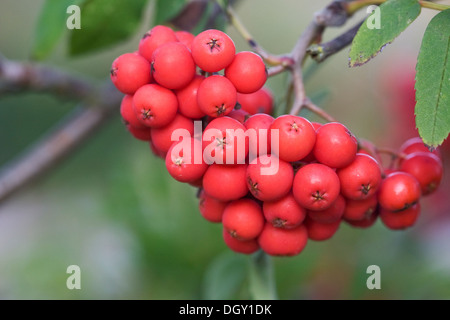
[165,138,208,183]
[399,152,443,195]
[380,203,420,230]
[126,124,152,141]
[345,208,378,228]
[399,137,441,161]
[151,114,194,154]
[222,198,264,240]
[139,25,178,61]
[175,30,195,50]
[133,84,178,128]
[237,87,274,115]
[120,94,144,129]
[227,109,250,125]
[269,115,316,162]
[307,194,345,224]
[258,223,308,256]
[175,75,207,119]
[246,155,294,202]
[337,153,382,200]
[110,53,152,94]
[263,192,306,228]
[191,29,236,72]
[313,122,358,168]
[293,163,340,211]
[199,190,229,223]
[225,51,267,94]
[203,164,248,201]
[202,116,248,165]
[378,172,421,212]
[197,75,237,118]
[244,113,274,161]
[304,217,341,241]
[222,229,260,254]
[343,195,378,221]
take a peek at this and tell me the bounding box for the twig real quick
[0,54,95,101]
[0,85,120,204]
[307,20,364,63]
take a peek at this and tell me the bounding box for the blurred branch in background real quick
[0,54,121,204]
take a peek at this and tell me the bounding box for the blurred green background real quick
[0,0,449,299]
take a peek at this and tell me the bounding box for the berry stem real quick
[248,250,278,300]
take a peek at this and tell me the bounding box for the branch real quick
[307,20,364,63]
[0,53,95,101]
[0,84,121,204]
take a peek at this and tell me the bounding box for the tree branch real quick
[0,85,120,204]
[307,20,364,63]
[0,53,95,101]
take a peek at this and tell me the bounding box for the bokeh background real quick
[0,0,449,299]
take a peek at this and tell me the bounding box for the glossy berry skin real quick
[150,114,194,153]
[337,153,382,200]
[258,223,308,256]
[199,190,229,223]
[139,25,178,61]
[120,94,144,129]
[380,203,420,230]
[191,29,236,72]
[197,75,237,118]
[222,198,264,240]
[313,122,358,168]
[202,116,248,165]
[293,163,340,211]
[304,217,341,241]
[246,155,294,202]
[203,164,248,202]
[151,42,196,90]
[307,194,345,224]
[175,75,206,119]
[244,113,274,161]
[175,30,195,50]
[165,138,208,183]
[378,172,421,212]
[225,51,267,94]
[263,192,306,229]
[399,137,441,161]
[110,53,152,94]
[222,229,259,254]
[269,115,316,162]
[237,87,274,115]
[343,195,378,221]
[132,84,178,128]
[399,152,443,195]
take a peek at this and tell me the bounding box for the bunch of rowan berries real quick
[111,25,444,257]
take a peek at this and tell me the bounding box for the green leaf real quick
[153,0,187,26]
[69,0,148,56]
[248,251,277,300]
[32,0,85,60]
[202,251,247,300]
[349,0,421,67]
[415,9,450,148]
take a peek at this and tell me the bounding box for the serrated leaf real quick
[349,0,421,67]
[69,0,148,56]
[415,9,450,148]
[154,0,188,26]
[202,251,247,300]
[32,0,85,60]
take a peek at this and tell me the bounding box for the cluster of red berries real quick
[111,25,443,257]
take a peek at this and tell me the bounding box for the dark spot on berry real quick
[207,38,221,52]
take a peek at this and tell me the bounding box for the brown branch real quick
[0,84,120,204]
[0,53,95,100]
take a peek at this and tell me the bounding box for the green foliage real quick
[153,0,188,26]
[32,0,85,60]
[415,9,450,148]
[349,0,421,67]
[69,0,148,56]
